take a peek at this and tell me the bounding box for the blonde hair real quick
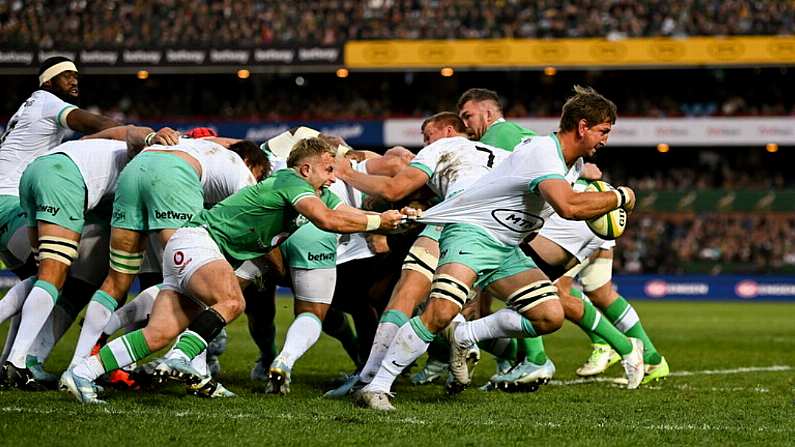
[287,137,336,168]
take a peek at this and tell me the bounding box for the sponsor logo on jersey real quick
[155,210,193,220]
[308,252,334,262]
[491,209,544,233]
[36,204,60,216]
[112,210,126,220]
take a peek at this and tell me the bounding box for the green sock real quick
[570,288,608,344]
[98,329,151,371]
[577,299,632,356]
[604,296,662,364]
[427,333,449,362]
[478,338,518,363]
[518,337,547,365]
[174,330,208,360]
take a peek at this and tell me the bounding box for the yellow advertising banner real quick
[345,37,795,68]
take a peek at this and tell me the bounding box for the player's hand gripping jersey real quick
[419,134,582,246]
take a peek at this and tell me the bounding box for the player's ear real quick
[578,119,589,138]
[299,162,311,177]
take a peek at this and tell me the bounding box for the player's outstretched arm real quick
[64,108,121,134]
[337,162,428,202]
[294,197,402,233]
[539,178,635,220]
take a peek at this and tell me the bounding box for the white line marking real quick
[550,365,792,386]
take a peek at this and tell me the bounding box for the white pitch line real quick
[550,365,792,386]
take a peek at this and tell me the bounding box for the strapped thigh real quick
[506,280,558,313]
[429,274,471,309]
[37,236,79,266]
[402,244,439,282]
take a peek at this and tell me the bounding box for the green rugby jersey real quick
[479,120,536,152]
[188,169,341,262]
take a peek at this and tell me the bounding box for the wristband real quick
[616,187,629,208]
[366,215,381,231]
[144,132,156,146]
[613,189,624,208]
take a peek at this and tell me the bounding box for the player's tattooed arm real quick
[64,108,121,134]
[294,197,402,233]
[538,178,635,220]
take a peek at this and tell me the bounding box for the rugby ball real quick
[585,180,627,240]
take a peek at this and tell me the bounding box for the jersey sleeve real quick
[278,172,317,206]
[41,93,77,130]
[320,188,343,209]
[517,140,568,193]
[407,142,442,179]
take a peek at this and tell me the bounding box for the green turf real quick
[1,300,793,446]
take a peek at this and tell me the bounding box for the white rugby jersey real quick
[146,137,256,204]
[0,90,77,196]
[420,134,575,246]
[333,160,375,264]
[52,139,129,211]
[409,136,510,200]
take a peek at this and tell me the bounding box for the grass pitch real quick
[1,300,793,446]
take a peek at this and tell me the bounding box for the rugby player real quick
[456,88,555,386]
[61,137,405,404]
[68,136,268,369]
[355,86,638,410]
[0,126,173,386]
[324,111,509,397]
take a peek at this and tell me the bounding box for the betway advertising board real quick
[612,275,795,301]
[384,117,795,147]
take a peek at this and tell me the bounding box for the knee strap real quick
[402,245,438,282]
[506,280,558,313]
[429,274,470,309]
[579,258,613,292]
[37,236,79,266]
[109,248,145,274]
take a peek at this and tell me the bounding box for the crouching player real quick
[61,137,405,403]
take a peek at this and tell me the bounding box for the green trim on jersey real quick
[55,105,77,129]
[479,121,536,152]
[408,161,433,179]
[550,132,565,167]
[528,174,566,193]
[188,169,341,262]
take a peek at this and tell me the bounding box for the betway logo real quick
[154,210,193,220]
[36,205,60,216]
[307,252,334,262]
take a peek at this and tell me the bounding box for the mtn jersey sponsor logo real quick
[490,209,544,234]
[154,210,193,220]
[36,205,60,216]
[307,252,335,262]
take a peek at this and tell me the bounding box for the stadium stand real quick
[2,0,794,48]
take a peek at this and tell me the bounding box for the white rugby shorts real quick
[161,227,225,293]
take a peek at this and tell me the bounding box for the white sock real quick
[0,277,35,324]
[103,285,159,336]
[28,304,74,363]
[364,320,432,393]
[276,312,322,370]
[191,350,209,377]
[0,315,21,364]
[359,310,410,383]
[72,355,105,381]
[8,281,58,368]
[70,292,118,366]
[454,308,526,347]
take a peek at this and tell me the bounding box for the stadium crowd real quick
[2,0,794,48]
[616,214,795,274]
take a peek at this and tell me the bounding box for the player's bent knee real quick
[402,245,439,283]
[528,301,565,334]
[579,258,613,293]
[428,274,470,310]
[422,299,459,333]
[38,236,79,267]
